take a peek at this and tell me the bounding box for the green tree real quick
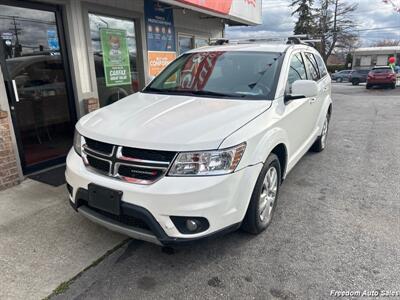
[290,0,316,35]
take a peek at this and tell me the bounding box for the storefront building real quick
[353,46,400,70]
[0,0,261,190]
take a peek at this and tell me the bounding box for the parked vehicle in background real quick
[366,66,396,89]
[349,69,370,86]
[331,69,353,82]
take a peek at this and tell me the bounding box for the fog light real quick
[186,219,199,232]
[170,216,210,234]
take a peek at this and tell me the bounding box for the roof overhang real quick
[159,0,262,26]
[354,46,400,54]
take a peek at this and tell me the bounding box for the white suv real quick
[66,43,332,246]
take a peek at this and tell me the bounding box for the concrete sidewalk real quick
[0,180,127,300]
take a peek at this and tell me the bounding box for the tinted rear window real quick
[372,68,392,74]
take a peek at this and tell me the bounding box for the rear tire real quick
[311,113,330,152]
[242,154,281,234]
[366,84,371,89]
[391,83,396,89]
[337,78,343,83]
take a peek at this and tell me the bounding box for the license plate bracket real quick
[88,184,122,215]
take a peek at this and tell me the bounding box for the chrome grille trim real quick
[83,143,115,158]
[80,137,175,185]
[115,147,170,166]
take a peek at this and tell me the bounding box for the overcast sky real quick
[226,0,400,46]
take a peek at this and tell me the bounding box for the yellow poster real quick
[148,51,176,77]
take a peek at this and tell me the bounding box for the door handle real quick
[309,97,317,103]
[11,80,20,102]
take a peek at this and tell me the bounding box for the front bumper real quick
[66,149,262,245]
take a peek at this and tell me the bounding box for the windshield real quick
[143,51,283,100]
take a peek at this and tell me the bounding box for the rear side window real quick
[287,53,307,92]
[314,54,328,78]
[304,52,320,81]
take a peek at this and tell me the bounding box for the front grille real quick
[86,155,110,174]
[81,136,176,184]
[118,164,165,181]
[121,147,176,162]
[85,137,114,156]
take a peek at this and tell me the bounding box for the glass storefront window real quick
[88,13,140,107]
[178,35,193,55]
[195,37,208,48]
[179,35,209,55]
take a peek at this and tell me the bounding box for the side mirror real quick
[285,80,318,102]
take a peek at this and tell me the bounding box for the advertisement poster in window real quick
[145,0,176,77]
[100,28,132,87]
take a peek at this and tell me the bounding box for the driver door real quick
[280,52,316,157]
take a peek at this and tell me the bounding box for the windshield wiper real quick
[142,87,169,93]
[143,88,240,98]
[190,90,242,98]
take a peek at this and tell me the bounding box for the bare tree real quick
[373,39,400,47]
[316,0,358,62]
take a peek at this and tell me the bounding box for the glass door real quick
[0,3,75,173]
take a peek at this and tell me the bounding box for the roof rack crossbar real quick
[209,35,320,47]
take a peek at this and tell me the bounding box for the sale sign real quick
[148,51,177,77]
[100,28,131,87]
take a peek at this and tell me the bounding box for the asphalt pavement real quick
[52,83,400,300]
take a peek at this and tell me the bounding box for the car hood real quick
[77,92,272,151]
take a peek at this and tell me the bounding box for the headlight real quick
[168,143,246,176]
[73,130,82,156]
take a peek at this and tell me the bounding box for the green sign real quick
[100,28,131,87]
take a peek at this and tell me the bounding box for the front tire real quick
[352,79,359,86]
[391,83,396,89]
[311,113,330,152]
[242,154,281,234]
[366,84,371,89]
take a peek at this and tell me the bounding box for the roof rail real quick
[209,35,320,47]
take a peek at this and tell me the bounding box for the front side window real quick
[304,52,320,81]
[287,53,307,92]
[144,51,284,100]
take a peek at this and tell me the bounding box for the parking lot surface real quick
[53,84,400,300]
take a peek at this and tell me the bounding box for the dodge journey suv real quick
[66,42,332,246]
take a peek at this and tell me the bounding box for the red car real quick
[366,66,397,89]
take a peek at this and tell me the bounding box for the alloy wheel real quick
[321,116,329,149]
[259,166,278,224]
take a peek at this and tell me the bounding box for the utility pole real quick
[9,16,22,57]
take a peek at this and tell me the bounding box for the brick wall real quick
[0,110,20,190]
